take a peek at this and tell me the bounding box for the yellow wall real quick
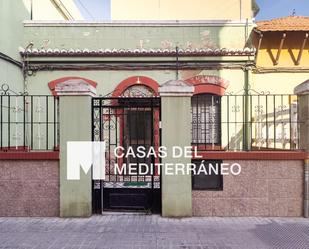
[253,31,309,94]
[254,31,309,68]
[252,73,309,94]
[111,0,253,20]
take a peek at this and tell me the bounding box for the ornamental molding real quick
[159,80,194,97]
[55,79,97,96]
[185,75,230,88]
[20,47,256,57]
[121,85,156,97]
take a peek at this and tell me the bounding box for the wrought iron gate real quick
[92,97,161,213]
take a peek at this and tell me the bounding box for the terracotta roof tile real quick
[256,16,309,32]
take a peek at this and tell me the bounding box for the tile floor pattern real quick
[0,215,309,249]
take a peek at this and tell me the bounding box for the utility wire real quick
[76,0,95,20]
[0,52,22,68]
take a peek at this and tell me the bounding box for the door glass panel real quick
[124,109,152,175]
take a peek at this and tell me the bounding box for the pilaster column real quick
[56,80,97,217]
[159,80,194,217]
[294,80,309,218]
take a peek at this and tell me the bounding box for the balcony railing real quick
[0,95,59,151]
[191,94,300,151]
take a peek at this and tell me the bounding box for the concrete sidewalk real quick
[0,215,309,249]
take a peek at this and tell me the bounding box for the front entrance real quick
[92,97,161,214]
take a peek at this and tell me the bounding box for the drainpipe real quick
[245,18,249,43]
[239,0,242,20]
[22,42,34,94]
[243,66,251,151]
[31,0,33,20]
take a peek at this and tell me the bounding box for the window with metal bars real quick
[191,94,221,147]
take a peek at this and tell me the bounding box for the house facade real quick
[0,0,308,218]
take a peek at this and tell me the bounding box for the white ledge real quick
[23,19,255,27]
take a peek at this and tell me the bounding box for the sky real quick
[256,0,309,20]
[74,0,309,21]
[74,0,110,20]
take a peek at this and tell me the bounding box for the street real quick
[0,214,309,249]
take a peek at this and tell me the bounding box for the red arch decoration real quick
[185,75,229,96]
[48,77,97,96]
[112,76,159,97]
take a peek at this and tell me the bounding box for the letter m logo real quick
[67,141,106,180]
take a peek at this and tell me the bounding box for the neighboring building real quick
[253,16,309,93]
[111,0,258,20]
[0,1,308,218]
[32,0,84,20]
[249,16,309,152]
[0,0,83,94]
[0,0,31,93]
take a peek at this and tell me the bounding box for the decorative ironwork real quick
[121,85,155,97]
[192,94,300,151]
[191,94,221,147]
[232,105,241,113]
[0,95,59,151]
[225,86,271,96]
[102,84,156,98]
[0,84,28,96]
[92,96,161,212]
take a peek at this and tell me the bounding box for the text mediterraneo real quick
[67,142,241,180]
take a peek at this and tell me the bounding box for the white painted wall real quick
[32,0,84,20]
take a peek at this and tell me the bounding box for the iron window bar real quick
[0,95,59,151]
[191,94,301,151]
